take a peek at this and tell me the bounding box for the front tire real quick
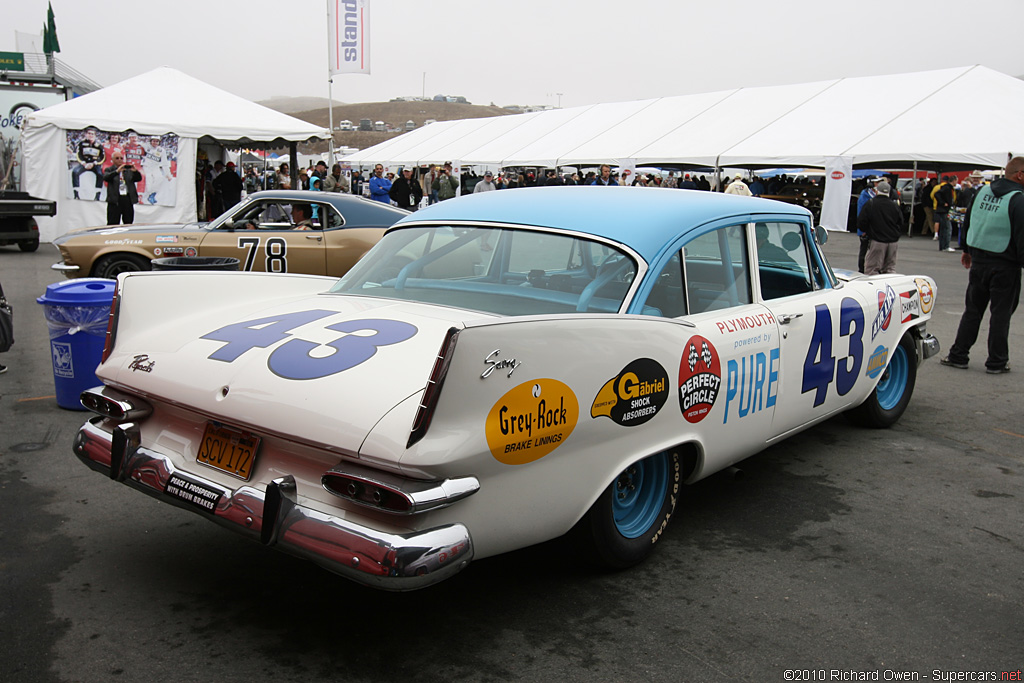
[93,253,150,279]
[574,450,680,569]
[848,333,917,428]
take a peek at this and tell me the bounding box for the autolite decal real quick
[486,379,579,465]
[871,285,896,341]
[678,335,722,424]
[591,358,669,427]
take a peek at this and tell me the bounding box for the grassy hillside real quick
[264,100,514,153]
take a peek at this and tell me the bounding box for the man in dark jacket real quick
[941,157,1024,374]
[103,152,143,225]
[389,166,423,210]
[932,175,957,251]
[858,181,903,275]
[213,162,244,214]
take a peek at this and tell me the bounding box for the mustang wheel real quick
[848,333,917,428]
[94,254,150,279]
[575,450,680,569]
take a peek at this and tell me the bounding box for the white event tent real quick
[343,65,1022,171]
[23,66,329,243]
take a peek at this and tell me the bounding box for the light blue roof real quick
[397,186,811,264]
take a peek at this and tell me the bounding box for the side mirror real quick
[814,225,829,246]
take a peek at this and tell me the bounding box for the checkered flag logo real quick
[688,342,699,372]
[701,341,713,368]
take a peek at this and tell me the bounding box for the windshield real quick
[332,225,638,316]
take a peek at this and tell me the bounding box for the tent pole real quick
[908,161,918,236]
[326,0,335,167]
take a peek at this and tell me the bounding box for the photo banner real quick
[328,0,370,76]
[66,127,179,207]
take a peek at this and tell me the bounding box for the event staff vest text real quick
[967,185,1021,254]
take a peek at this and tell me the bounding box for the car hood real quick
[99,272,484,455]
[55,222,208,242]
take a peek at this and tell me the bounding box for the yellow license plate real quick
[196,423,260,480]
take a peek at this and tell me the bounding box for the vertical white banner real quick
[328,0,370,76]
[821,156,854,231]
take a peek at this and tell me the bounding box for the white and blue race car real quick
[74,186,939,590]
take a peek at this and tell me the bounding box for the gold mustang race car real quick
[51,190,408,279]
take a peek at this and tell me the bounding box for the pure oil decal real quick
[591,358,669,427]
[486,379,579,465]
[678,335,722,424]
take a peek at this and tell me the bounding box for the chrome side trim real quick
[920,333,940,361]
[322,460,479,515]
[73,419,474,591]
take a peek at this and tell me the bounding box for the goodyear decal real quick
[915,278,934,314]
[871,285,896,341]
[678,335,721,424]
[900,290,920,323]
[723,347,780,423]
[866,345,888,379]
[591,358,669,427]
[104,239,142,245]
[486,379,579,465]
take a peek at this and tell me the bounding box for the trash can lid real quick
[37,277,117,306]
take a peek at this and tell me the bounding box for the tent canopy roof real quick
[25,66,328,145]
[343,65,1021,170]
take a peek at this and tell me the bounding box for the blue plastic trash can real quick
[37,278,116,410]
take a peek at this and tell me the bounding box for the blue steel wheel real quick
[612,453,670,538]
[848,334,917,428]
[875,342,910,411]
[574,450,680,569]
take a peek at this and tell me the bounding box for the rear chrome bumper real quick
[73,417,474,591]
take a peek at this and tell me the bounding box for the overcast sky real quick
[7,0,1024,109]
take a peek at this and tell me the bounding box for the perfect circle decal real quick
[678,335,722,423]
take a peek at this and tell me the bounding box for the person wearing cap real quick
[857,181,903,276]
[212,161,243,214]
[323,163,350,194]
[931,175,957,250]
[941,157,1024,374]
[724,173,752,196]
[389,166,423,210]
[474,171,497,193]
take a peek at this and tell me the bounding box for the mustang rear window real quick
[332,225,636,316]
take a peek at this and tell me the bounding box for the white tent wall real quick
[23,67,328,243]
[342,65,1023,173]
[24,125,197,243]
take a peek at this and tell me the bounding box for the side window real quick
[643,251,686,318]
[755,222,818,300]
[683,224,750,314]
[322,205,345,229]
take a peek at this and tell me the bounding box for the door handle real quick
[778,312,803,325]
[305,234,322,241]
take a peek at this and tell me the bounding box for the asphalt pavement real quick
[1,231,1022,683]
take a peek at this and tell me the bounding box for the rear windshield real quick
[331,225,637,316]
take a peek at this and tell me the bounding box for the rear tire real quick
[848,333,917,428]
[18,239,39,252]
[94,253,150,279]
[574,450,680,569]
